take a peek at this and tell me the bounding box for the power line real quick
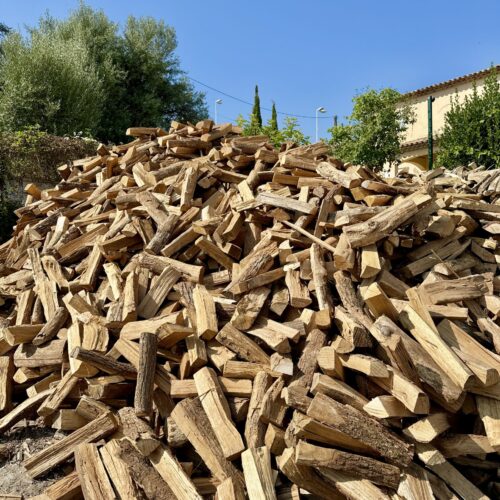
[188,76,334,120]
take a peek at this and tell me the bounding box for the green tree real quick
[0,30,104,135]
[0,3,208,142]
[270,102,278,131]
[237,114,309,147]
[437,70,499,169]
[251,85,263,128]
[329,88,415,170]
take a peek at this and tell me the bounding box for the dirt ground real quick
[0,420,68,498]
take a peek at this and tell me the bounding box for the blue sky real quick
[1,0,499,138]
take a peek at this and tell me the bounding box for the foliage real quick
[270,102,278,132]
[237,114,309,147]
[0,3,208,142]
[0,126,97,242]
[0,127,97,185]
[0,29,104,135]
[251,85,263,128]
[437,69,499,169]
[328,88,415,170]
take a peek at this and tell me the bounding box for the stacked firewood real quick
[0,120,499,499]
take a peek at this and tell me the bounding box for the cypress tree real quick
[270,102,278,131]
[252,85,263,128]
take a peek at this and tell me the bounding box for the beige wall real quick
[401,76,493,143]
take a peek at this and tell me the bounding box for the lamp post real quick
[214,99,223,124]
[315,107,326,142]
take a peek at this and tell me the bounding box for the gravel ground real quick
[0,421,68,497]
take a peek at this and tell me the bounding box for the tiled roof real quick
[402,65,499,98]
[400,137,429,151]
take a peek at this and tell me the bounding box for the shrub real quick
[438,69,499,169]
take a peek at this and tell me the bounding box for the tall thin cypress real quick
[252,85,263,128]
[270,102,278,131]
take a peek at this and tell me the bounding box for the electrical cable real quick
[188,76,334,120]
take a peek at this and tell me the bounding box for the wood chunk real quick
[116,438,176,499]
[343,197,421,248]
[41,470,82,500]
[364,395,415,419]
[241,446,277,500]
[360,244,381,278]
[216,323,270,365]
[420,274,491,305]
[403,413,451,443]
[0,356,13,413]
[32,306,68,346]
[194,367,245,459]
[277,447,343,500]
[291,329,326,389]
[295,440,401,489]
[319,467,393,500]
[170,397,244,484]
[435,433,495,458]
[137,265,181,318]
[37,370,79,417]
[134,332,157,417]
[310,243,333,323]
[245,371,273,448]
[476,396,500,450]
[400,305,474,390]
[307,393,414,466]
[23,411,118,478]
[149,444,202,499]
[100,439,143,499]
[118,406,160,456]
[193,284,218,339]
[75,443,116,500]
[231,286,271,329]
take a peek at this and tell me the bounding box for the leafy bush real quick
[328,88,415,170]
[0,127,97,242]
[438,70,499,169]
[0,127,97,185]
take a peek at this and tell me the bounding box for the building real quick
[397,65,499,171]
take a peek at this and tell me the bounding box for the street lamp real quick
[315,106,326,142]
[214,99,223,124]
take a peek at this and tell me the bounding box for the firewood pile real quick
[0,120,499,499]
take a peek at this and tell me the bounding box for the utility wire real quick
[188,76,334,120]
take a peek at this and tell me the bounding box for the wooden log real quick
[0,355,13,413]
[241,446,277,500]
[295,440,401,489]
[193,284,218,339]
[400,305,474,390]
[32,306,68,346]
[75,443,116,500]
[307,393,414,466]
[70,347,137,378]
[23,411,118,478]
[149,444,202,500]
[41,470,82,500]
[134,331,157,417]
[194,367,245,459]
[100,439,143,499]
[343,197,422,248]
[170,397,244,484]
